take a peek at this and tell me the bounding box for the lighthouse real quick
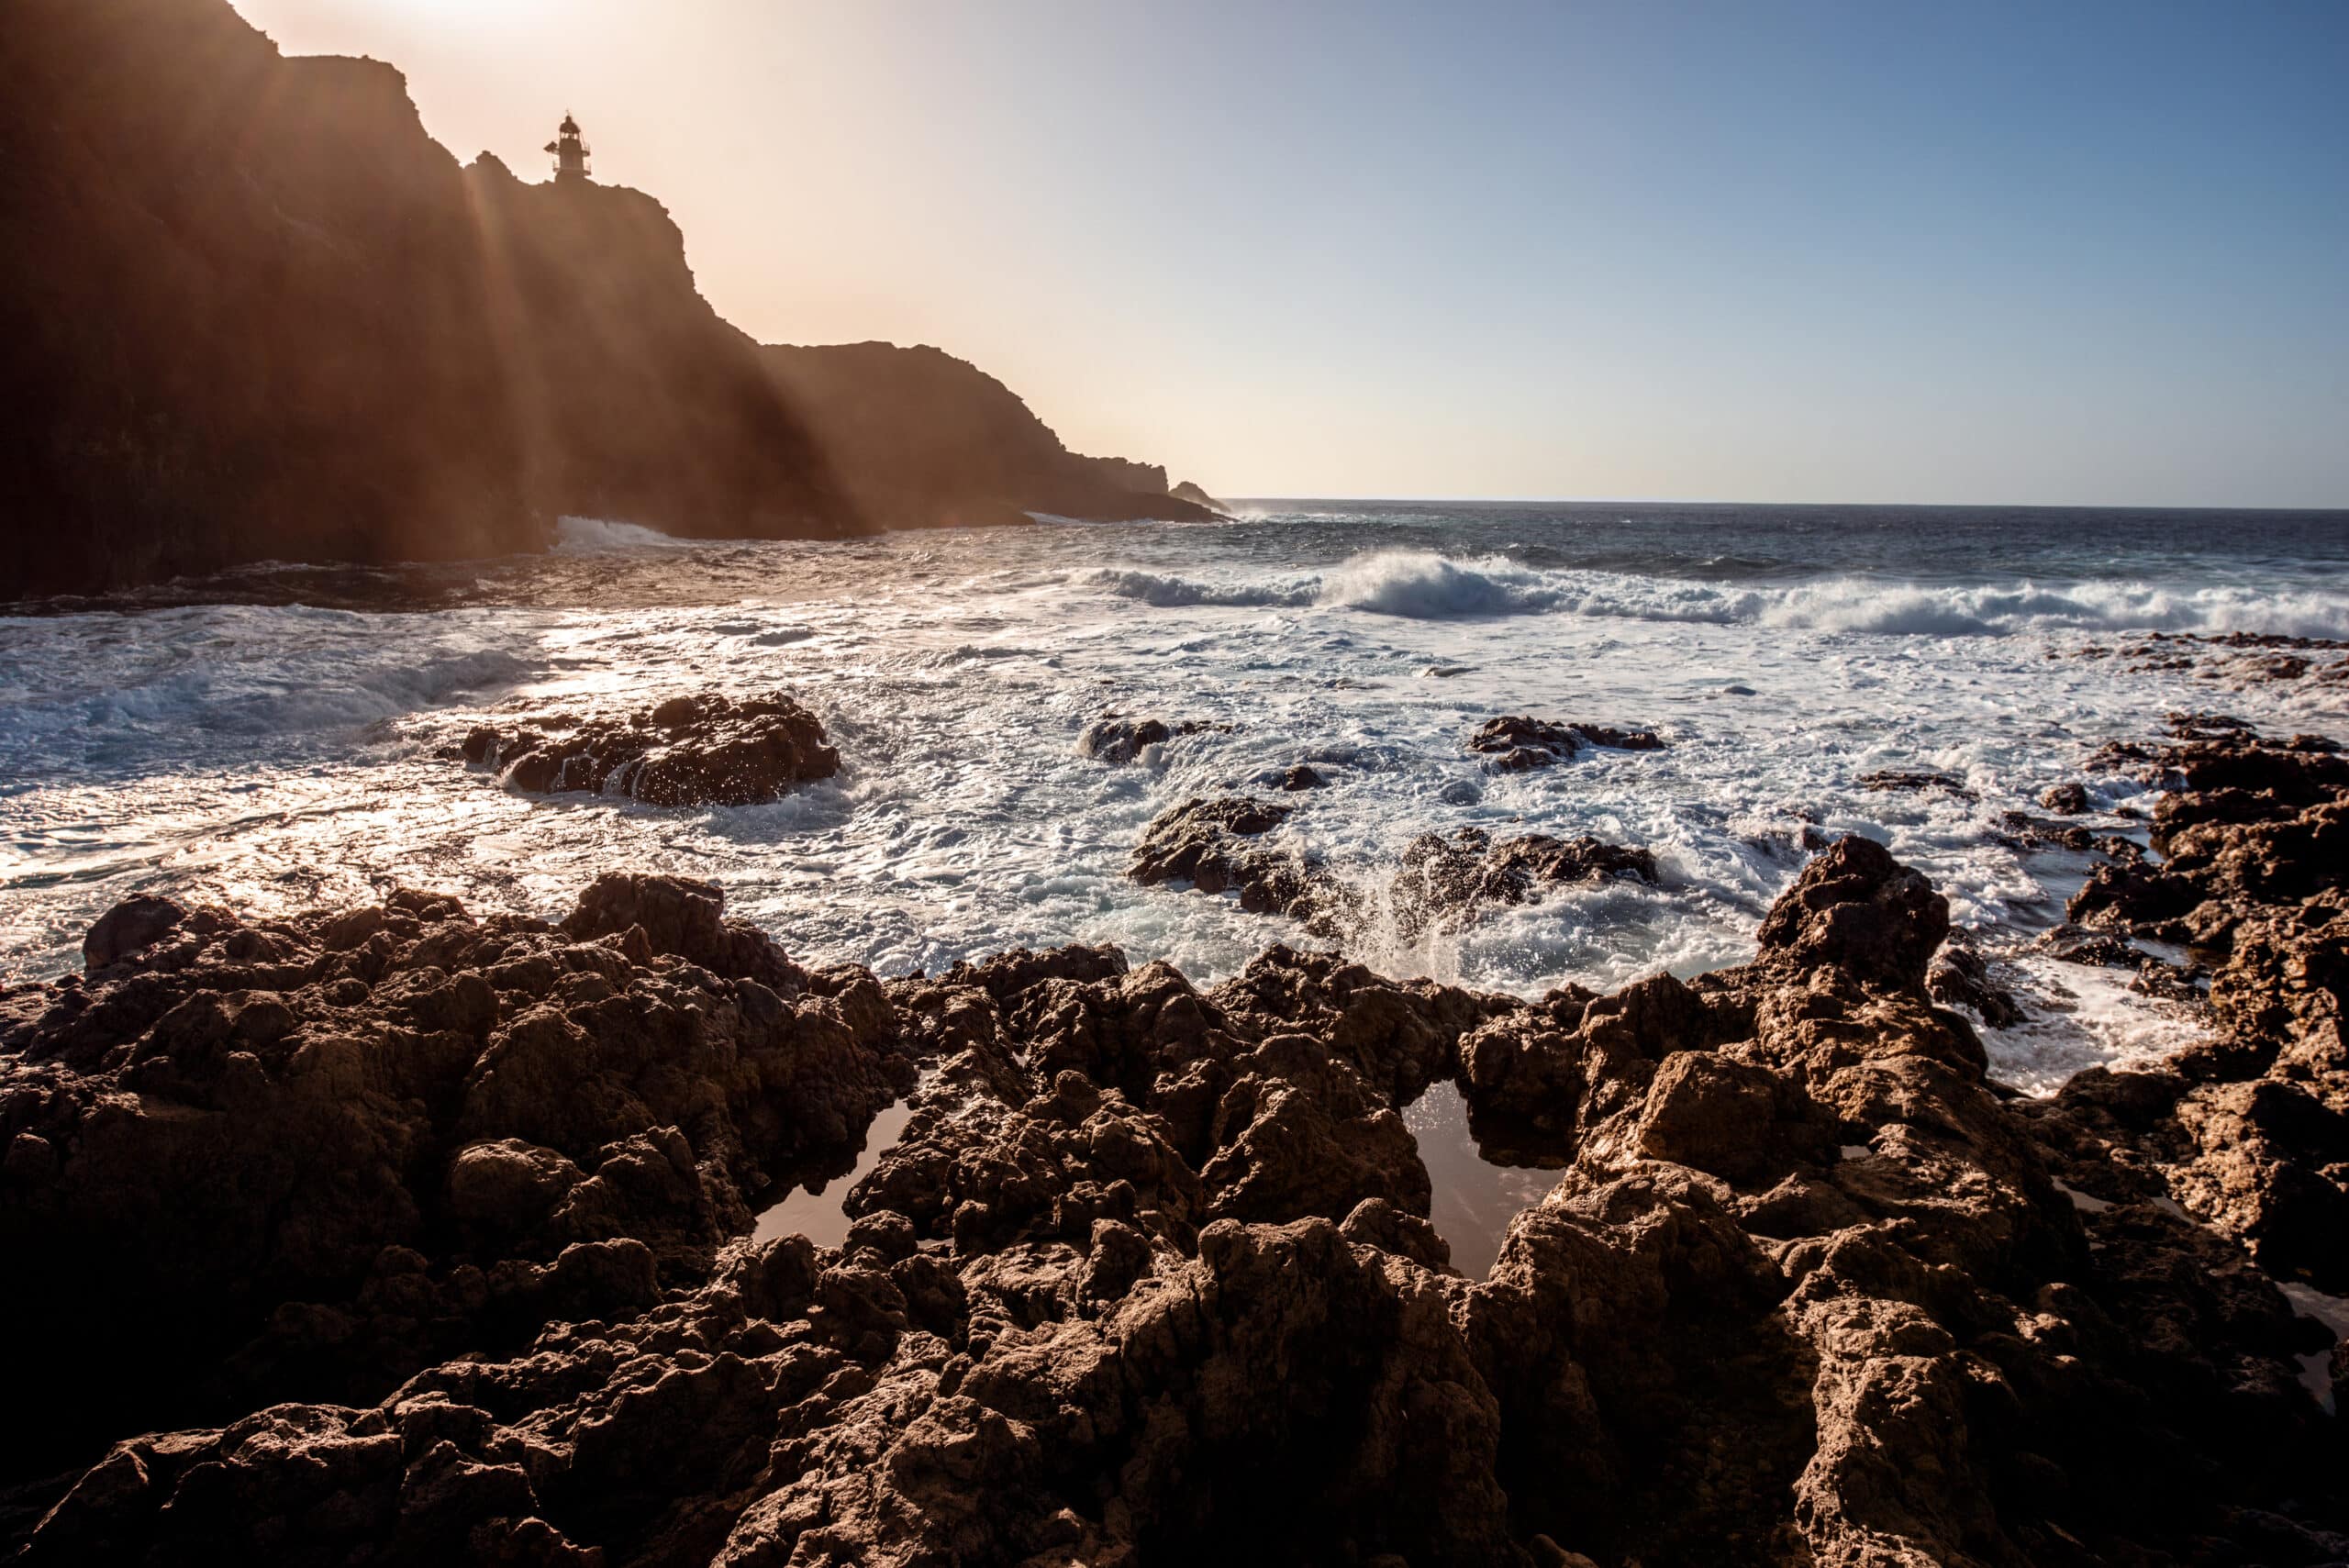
[545,114,592,183]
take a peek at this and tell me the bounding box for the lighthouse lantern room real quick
[546,114,591,183]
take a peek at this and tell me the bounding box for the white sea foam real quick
[1315,551,1554,617]
[1975,957,2213,1094]
[6,506,2343,1106]
[1090,567,1314,608]
[555,516,696,552]
[1094,550,2349,639]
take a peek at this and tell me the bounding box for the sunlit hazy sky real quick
[228,0,2347,506]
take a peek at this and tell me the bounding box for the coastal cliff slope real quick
[763,342,1219,529]
[0,0,1207,596]
[0,0,544,594]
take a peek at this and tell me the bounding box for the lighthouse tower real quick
[545,114,592,183]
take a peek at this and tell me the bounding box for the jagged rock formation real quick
[460,692,838,806]
[1127,795,1335,933]
[1468,717,1665,773]
[1077,715,1231,765]
[1170,480,1227,511]
[8,773,2346,1562]
[0,873,907,1518]
[2032,718,2349,1293]
[1391,828,1659,940]
[0,0,1207,597]
[2040,782,2092,814]
[1925,935,2028,1028]
[762,343,1219,530]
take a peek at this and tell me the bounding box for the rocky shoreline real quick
[3,719,2344,1564]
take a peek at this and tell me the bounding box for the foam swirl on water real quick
[6,501,2345,1095]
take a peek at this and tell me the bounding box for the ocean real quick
[5,501,2345,1100]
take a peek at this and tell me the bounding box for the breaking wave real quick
[1089,568,1316,608]
[1315,551,1554,617]
[555,517,696,553]
[1097,550,2349,638]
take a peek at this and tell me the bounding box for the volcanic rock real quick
[11,804,2349,1563]
[1857,767,1978,800]
[1076,715,1230,764]
[1926,936,2027,1028]
[1391,828,1658,940]
[0,875,903,1492]
[2041,781,2092,814]
[1128,795,1334,931]
[462,691,837,806]
[2033,719,2349,1293]
[1466,717,1664,773]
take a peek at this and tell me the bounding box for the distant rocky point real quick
[762,343,1213,531]
[1170,480,1228,511]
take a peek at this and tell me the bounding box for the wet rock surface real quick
[1077,716,1231,765]
[2061,631,2349,687]
[1857,767,1978,799]
[1127,795,1336,933]
[2031,719,2349,1296]
[460,692,838,806]
[1926,935,2028,1028]
[1467,717,1664,773]
[7,734,2349,1563]
[1392,828,1659,940]
[2040,781,2092,814]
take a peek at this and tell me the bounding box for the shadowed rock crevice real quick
[0,874,905,1499]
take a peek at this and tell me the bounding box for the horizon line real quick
[1219,495,2349,513]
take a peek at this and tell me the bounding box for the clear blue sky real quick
[241,0,2349,505]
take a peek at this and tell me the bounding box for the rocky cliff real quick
[0,0,1206,597]
[763,342,1217,529]
[0,0,543,595]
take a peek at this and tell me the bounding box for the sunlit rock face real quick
[460,691,839,806]
[8,801,2346,1564]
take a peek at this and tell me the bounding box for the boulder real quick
[1077,715,1230,764]
[464,692,837,806]
[1128,796,1333,931]
[1391,828,1657,939]
[1466,716,1664,773]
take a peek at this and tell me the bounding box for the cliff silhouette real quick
[763,343,1218,529]
[0,0,1209,598]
